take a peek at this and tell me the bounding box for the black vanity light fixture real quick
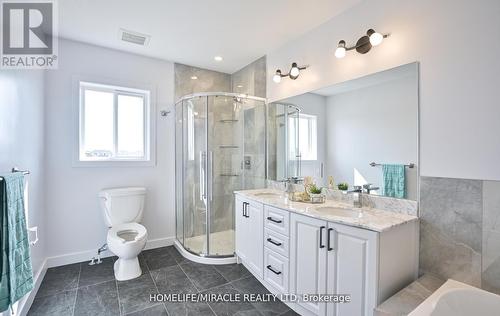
[273,62,309,83]
[335,29,389,58]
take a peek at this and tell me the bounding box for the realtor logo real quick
[1,0,58,69]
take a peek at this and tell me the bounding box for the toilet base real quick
[114,257,142,281]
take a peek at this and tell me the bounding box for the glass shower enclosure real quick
[175,93,267,260]
[267,103,301,181]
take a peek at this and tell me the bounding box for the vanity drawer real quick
[264,228,289,258]
[264,248,289,293]
[264,205,290,236]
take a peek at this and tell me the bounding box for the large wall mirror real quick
[267,62,419,201]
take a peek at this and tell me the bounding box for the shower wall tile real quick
[419,176,482,287]
[482,180,500,294]
[174,63,231,100]
[231,56,266,98]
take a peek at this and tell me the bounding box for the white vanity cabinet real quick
[288,214,378,316]
[289,214,329,315]
[235,196,264,278]
[234,193,419,316]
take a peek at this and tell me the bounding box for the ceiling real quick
[58,0,361,73]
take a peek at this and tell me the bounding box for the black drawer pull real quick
[327,228,334,251]
[266,238,282,246]
[266,265,282,275]
[267,217,282,224]
[319,226,326,248]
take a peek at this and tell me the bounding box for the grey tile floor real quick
[28,246,299,316]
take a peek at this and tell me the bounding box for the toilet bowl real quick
[107,222,147,280]
[99,187,147,281]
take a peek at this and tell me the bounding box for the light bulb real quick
[289,63,300,79]
[273,70,282,83]
[335,46,346,58]
[335,40,346,58]
[368,29,384,46]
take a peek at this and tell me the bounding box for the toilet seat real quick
[108,223,147,244]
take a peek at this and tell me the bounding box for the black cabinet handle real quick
[319,226,326,248]
[266,238,282,246]
[267,217,282,224]
[327,228,334,251]
[266,265,282,275]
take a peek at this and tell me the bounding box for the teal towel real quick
[0,173,34,312]
[382,164,406,199]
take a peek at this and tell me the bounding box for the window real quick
[289,113,317,161]
[79,82,151,162]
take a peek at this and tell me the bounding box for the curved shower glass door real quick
[175,93,266,260]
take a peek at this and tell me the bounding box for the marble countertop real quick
[234,189,418,232]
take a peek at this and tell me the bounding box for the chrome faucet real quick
[363,183,380,195]
[345,185,363,208]
[280,177,304,200]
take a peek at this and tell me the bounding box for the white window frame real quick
[73,77,156,167]
[292,113,317,161]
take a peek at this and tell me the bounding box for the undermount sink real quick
[253,192,283,198]
[315,206,363,218]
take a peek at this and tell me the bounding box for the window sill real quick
[72,159,156,168]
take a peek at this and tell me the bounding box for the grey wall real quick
[231,56,266,98]
[45,39,175,258]
[174,56,266,100]
[325,75,418,200]
[174,63,231,100]
[419,176,500,294]
[0,70,46,280]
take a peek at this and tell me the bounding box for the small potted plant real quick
[307,183,326,204]
[337,182,349,191]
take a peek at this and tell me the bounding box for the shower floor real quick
[184,229,234,256]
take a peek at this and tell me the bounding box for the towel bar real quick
[0,167,38,246]
[369,162,415,168]
[0,167,30,180]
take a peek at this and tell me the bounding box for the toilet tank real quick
[99,187,146,227]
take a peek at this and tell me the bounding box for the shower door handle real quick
[209,151,214,201]
[199,151,207,201]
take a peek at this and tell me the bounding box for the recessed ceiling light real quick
[214,56,223,62]
[236,85,243,88]
[191,76,198,80]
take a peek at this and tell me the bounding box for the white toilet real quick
[99,187,148,281]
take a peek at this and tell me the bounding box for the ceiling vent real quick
[119,29,150,46]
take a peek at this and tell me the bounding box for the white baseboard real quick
[144,236,175,250]
[17,259,47,316]
[46,236,175,268]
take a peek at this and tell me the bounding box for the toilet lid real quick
[108,223,147,243]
